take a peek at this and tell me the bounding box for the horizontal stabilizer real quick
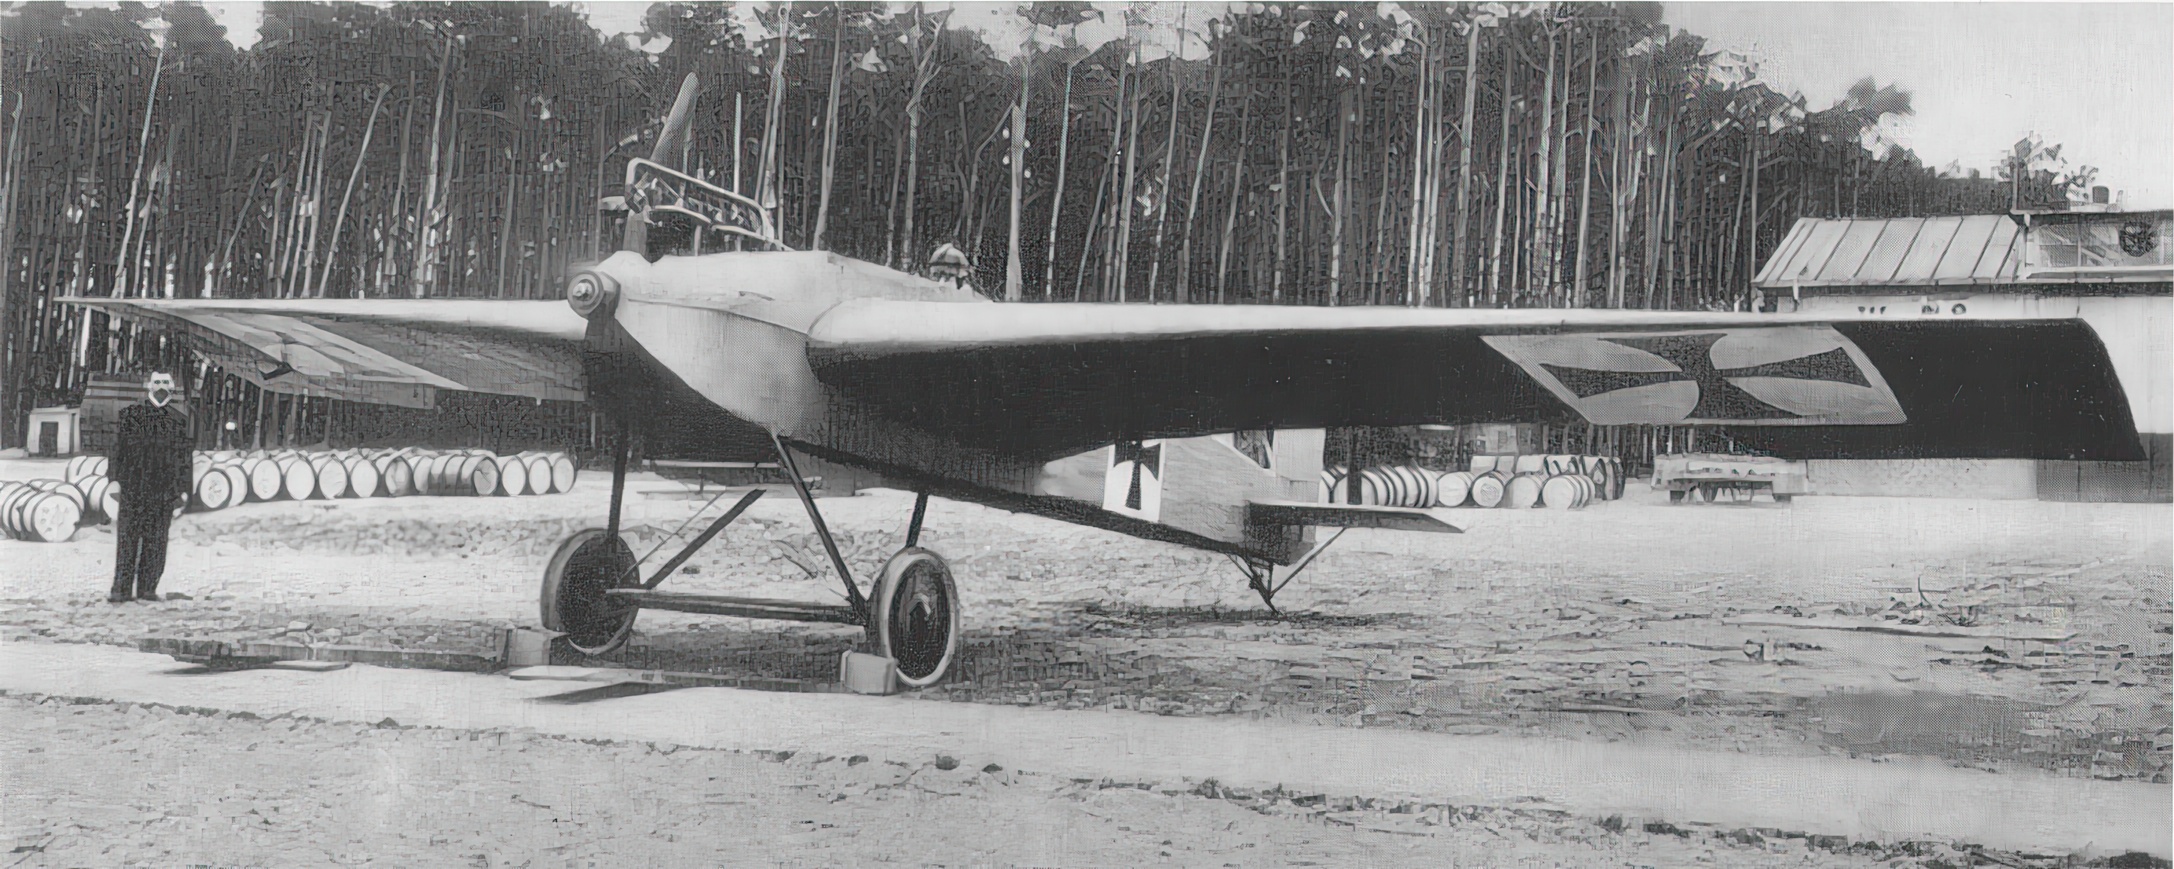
[1247,500,1464,534]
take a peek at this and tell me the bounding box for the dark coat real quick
[113,402,193,500]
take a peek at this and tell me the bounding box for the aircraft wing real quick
[61,298,587,409]
[805,301,2144,462]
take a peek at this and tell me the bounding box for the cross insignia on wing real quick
[1540,333,1871,420]
[1482,327,1906,426]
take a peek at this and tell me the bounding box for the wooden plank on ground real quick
[139,636,500,672]
[505,665,842,693]
[1721,615,2074,643]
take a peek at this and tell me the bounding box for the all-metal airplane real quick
[68,76,2142,687]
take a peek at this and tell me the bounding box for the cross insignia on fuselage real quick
[1539,333,1872,421]
[1111,440,1162,511]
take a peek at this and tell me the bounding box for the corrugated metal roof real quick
[1755,216,2023,288]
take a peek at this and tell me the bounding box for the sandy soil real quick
[0,690,2120,869]
[3,456,2165,785]
[3,454,2168,866]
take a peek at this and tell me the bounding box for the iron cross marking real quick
[1539,333,1871,421]
[1112,440,1162,510]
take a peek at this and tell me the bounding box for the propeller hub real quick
[566,272,618,320]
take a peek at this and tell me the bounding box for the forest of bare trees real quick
[0,2,2099,447]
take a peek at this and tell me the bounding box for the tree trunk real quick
[1215,92,1250,305]
[900,21,940,274]
[812,14,847,251]
[1113,45,1144,303]
[318,84,388,299]
[1175,58,1221,303]
[112,39,168,299]
[1145,50,1187,302]
[383,72,417,294]
[758,3,792,218]
[413,38,454,298]
[1271,86,1292,304]
[1041,61,1077,301]
[1328,90,1349,306]
[296,111,333,299]
[1448,24,1482,307]
[1572,28,1598,308]
[1004,58,1028,301]
[1530,28,1558,305]
[1405,33,1431,305]
[1485,38,1513,306]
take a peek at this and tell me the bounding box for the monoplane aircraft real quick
[68,76,2142,687]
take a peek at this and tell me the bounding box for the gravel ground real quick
[3,456,2168,787]
[2,692,2147,869]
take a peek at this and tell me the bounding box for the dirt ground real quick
[6,691,2001,869]
[1,456,2168,865]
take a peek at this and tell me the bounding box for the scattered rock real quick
[286,621,311,633]
[933,755,959,771]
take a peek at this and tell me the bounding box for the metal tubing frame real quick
[905,492,929,548]
[771,434,867,613]
[641,489,765,590]
[605,419,632,537]
[1225,526,1349,615]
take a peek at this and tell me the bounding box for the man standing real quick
[109,371,192,603]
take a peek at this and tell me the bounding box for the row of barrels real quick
[0,478,102,542]
[64,449,579,513]
[1321,456,1625,511]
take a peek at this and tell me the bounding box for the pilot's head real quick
[924,243,974,288]
[145,371,177,408]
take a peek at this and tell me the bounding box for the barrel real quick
[193,466,235,511]
[1503,473,1544,509]
[1608,457,1626,501]
[72,475,110,524]
[494,454,529,497]
[1403,466,1437,508]
[280,456,317,501]
[308,454,349,499]
[1434,470,1473,507]
[244,457,283,502]
[65,456,91,483]
[1468,455,1500,474]
[429,454,500,496]
[90,456,109,478]
[379,455,415,497]
[523,454,554,495]
[218,466,250,509]
[1540,474,1590,510]
[343,455,381,498]
[405,454,434,495]
[1469,471,1508,509]
[0,482,30,537]
[547,452,576,494]
[1354,467,1387,506]
[1582,458,1610,503]
[1511,454,1548,476]
[4,484,81,542]
[31,479,85,514]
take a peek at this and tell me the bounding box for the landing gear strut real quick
[535,430,964,687]
[1228,527,1347,615]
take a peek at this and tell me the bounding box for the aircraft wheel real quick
[540,528,639,657]
[870,547,961,689]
